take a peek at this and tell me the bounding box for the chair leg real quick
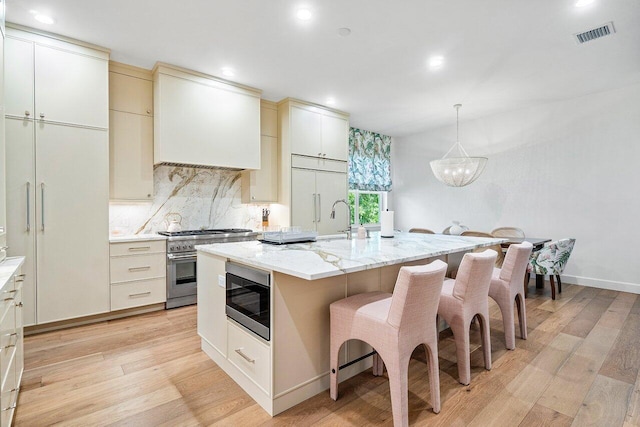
[549,275,556,300]
[515,293,528,340]
[524,272,529,298]
[450,319,472,385]
[556,275,562,293]
[477,312,492,371]
[424,339,441,414]
[329,338,344,401]
[499,297,516,350]
[386,352,410,427]
[373,351,384,376]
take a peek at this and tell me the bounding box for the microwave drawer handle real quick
[235,348,255,363]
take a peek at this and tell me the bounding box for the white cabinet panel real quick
[290,168,317,231]
[322,115,349,161]
[36,123,109,323]
[4,37,33,119]
[291,168,347,234]
[315,171,348,235]
[5,119,36,326]
[290,106,321,158]
[109,72,153,116]
[34,45,108,128]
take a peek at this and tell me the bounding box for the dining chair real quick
[330,260,448,427]
[409,228,435,234]
[528,238,576,300]
[488,242,533,350]
[437,250,497,386]
[461,231,505,268]
[491,227,525,238]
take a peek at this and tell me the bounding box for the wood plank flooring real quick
[16,282,640,426]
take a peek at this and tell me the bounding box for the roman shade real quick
[348,127,392,192]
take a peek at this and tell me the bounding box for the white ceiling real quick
[6,0,640,137]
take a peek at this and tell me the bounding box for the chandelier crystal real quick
[430,104,487,187]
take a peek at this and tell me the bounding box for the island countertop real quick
[196,231,505,280]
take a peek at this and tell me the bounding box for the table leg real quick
[536,274,544,289]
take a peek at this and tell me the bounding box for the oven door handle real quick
[167,253,197,261]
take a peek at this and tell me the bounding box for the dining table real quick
[500,237,552,294]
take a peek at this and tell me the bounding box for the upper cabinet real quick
[153,63,261,169]
[109,62,154,201]
[287,101,349,161]
[5,28,109,128]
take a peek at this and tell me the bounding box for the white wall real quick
[392,83,640,293]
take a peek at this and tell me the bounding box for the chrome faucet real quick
[330,199,352,239]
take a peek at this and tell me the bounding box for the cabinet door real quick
[260,105,277,137]
[4,37,34,118]
[242,135,278,203]
[109,111,153,200]
[290,106,322,157]
[109,72,153,116]
[315,171,348,235]
[35,45,108,128]
[321,115,349,161]
[35,123,110,323]
[290,168,317,231]
[5,118,37,327]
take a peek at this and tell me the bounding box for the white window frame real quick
[349,190,388,228]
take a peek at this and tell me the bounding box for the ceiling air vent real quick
[574,21,615,44]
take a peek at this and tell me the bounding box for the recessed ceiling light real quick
[338,28,351,37]
[34,14,55,25]
[221,67,235,77]
[296,8,312,21]
[575,0,595,7]
[326,98,336,106]
[428,56,444,69]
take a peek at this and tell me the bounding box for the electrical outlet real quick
[218,275,225,288]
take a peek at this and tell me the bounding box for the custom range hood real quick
[153,63,262,170]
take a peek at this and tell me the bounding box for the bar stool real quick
[488,242,533,350]
[437,250,497,385]
[329,260,448,427]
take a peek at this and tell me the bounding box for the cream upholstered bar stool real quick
[437,250,497,385]
[330,260,448,427]
[488,242,533,350]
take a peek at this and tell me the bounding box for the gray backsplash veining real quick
[109,166,266,235]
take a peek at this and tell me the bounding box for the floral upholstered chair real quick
[528,238,576,300]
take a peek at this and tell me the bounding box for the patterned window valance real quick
[348,127,392,192]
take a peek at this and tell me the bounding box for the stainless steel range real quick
[158,229,258,309]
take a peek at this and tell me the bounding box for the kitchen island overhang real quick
[196,232,505,416]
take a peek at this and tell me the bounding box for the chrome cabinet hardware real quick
[39,112,45,119]
[129,291,151,298]
[26,182,31,231]
[167,253,196,261]
[146,109,151,114]
[41,183,45,231]
[128,246,150,252]
[318,152,322,156]
[235,348,255,363]
[312,193,317,223]
[2,290,17,294]
[15,274,26,282]
[128,266,151,272]
[317,193,321,223]
[16,302,23,308]
[25,110,31,117]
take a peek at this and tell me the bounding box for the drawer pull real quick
[129,291,151,298]
[128,266,151,272]
[128,246,151,252]
[2,289,17,294]
[1,404,16,411]
[0,344,16,350]
[235,348,255,363]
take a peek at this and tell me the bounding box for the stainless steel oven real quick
[225,262,270,341]
[166,253,197,308]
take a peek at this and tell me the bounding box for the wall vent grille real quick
[574,22,615,44]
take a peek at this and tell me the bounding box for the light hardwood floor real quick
[16,282,640,426]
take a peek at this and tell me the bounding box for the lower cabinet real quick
[0,257,25,427]
[109,240,166,310]
[227,320,271,394]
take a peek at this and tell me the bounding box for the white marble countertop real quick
[197,232,505,280]
[1,257,26,290]
[109,234,167,243]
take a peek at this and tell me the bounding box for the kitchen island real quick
[196,232,504,416]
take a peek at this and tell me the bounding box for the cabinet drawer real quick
[291,155,347,173]
[110,253,166,283]
[0,381,18,426]
[227,320,270,395]
[0,305,16,387]
[110,278,166,311]
[110,240,166,256]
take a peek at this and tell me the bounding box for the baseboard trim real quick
[561,275,640,294]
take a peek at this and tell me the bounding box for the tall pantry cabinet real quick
[4,26,110,325]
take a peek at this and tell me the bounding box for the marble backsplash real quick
[109,166,268,236]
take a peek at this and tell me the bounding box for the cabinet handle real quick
[318,152,322,156]
[2,290,17,294]
[128,266,151,272]
[39,112,45,119]
[41,183,45,231]
[128,246,150,252]
[235,348,255,363]
[146,109,152,114]
[317,193,321,223]
[16,302,23,308]
[129,291,151,298]
[323,153,327,157]
[25,110,31,117]
[26,182,31,232]
[16,274,26,280]
[312,193,317,223]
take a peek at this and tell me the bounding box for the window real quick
[348,190,387,226]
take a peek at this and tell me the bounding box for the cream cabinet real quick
[153,63,261,169]
[0,257,25,427]
[109,62,154,201]
[0,12,6,260]
[289,102,348,161]
[241,100,278,203]
[109,240,166,311]
[4,27,110,325]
